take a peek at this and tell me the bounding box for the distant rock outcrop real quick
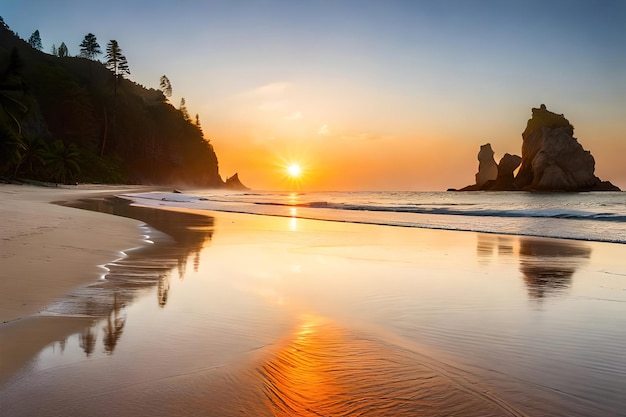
[455,105,620,192]
[224,173,249,190]
[475,144,498,187]
[459,149,521,191]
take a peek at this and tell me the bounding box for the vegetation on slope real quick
[0,18,223,186]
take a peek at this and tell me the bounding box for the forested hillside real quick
[0,18,224,186]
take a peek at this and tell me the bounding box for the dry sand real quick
[0,184,159,381]
[0,184,151,323]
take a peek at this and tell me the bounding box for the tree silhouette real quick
[103,40,130,156]
[50,44,57,56]
[58,42,69,57]
[159,75,172,98]
[105,40,130,78]
[179,97,190,121]
[79,33,101,60]
[28,30,42,50]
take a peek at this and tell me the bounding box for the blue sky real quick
[2,0,625,190]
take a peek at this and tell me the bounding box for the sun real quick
[276,156,310,190]
[287,163,302,178]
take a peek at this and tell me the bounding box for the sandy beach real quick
[0,184,157,380]
[0,184,149,323]
[1,185,625,417]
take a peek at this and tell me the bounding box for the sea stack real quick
[475,143,498,187]
[456,105,620,192]
[224,173,250,190]
[516,105,618,191]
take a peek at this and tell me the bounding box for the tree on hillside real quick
[28,30,42,50]
[51,44,57,56]
[79,33,101,60]
[58,42,69,58]
[105,40,130,78]
[159,75,172,98]
[179,98,190,121]
[103,40,130,156]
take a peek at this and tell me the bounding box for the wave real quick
[243,200,626,223]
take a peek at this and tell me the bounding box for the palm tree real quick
[44,140,80,184]
[13,135,47,177]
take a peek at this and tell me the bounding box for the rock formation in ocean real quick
[483,153,523,191]
[455,105,620,192]
[516,105,618,191]
[224,173,249,190]
[475,143,498,187]
[458,148,521,191]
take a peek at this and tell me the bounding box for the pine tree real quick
[58,42,69,58]
[105,40,130,78]
[102,40,130,156]
[79,33,101,60]
[179,98,190,121]
[51,44,57,56]
[28,30,42,50]
[159,75,172,98]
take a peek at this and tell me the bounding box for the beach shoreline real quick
[0,184,158,324]
[0,184,163,383]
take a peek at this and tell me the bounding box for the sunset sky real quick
[3,0,625,190]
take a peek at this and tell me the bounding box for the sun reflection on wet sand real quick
[256,314,526,417]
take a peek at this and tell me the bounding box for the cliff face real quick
[0,23,225,187]
[457,105,620,192]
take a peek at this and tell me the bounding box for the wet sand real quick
[1,187,626,416]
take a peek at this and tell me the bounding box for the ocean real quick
[125,189,626,243]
